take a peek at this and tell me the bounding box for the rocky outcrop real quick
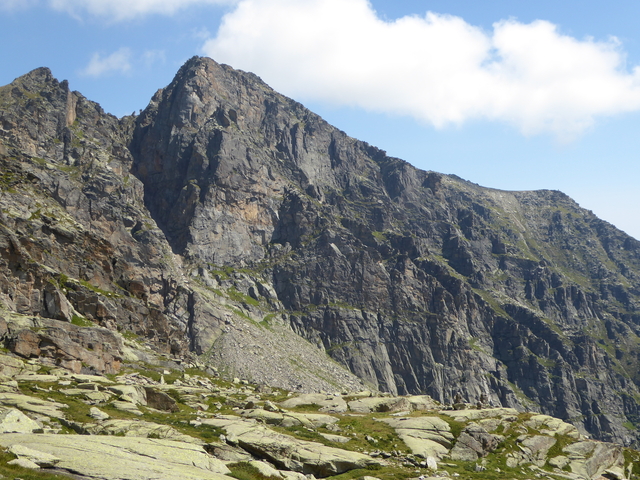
[4,314,122,374]
[204,415,384,476]
[0,434,233,480]
[127,57,640,445]
[2,57,640,446]
[448,423,504,461]
[0,66,366,394]
[378,416,454,459]
[0,348,637,480]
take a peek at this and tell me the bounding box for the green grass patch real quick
[139,407,225,442]
[326,465,414,480]
[79,279,122,298]
[120,329,139,341]
[261,313,276,326]
[228,462,281,480]
[473,288,509,317]
[623,448,640,478]
[436,414,467,440]
[287,403,322,412]
[28,208,42,220]
[18,383,92,424]
[71,314,95,327]
[335,415,409,453]
[227,287,260,307]
[543,434,576,469]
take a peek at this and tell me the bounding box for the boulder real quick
[524,414,580,439]
[0,392,67,418]
[449,423,504,461]
[9,328,41,358]
[8,457,41,469]
[43,282,74,321]
[280,472,308,480]
[109,384,147,404]
[15,373,60,382]
[0,434,232,480]
[242,409,284,425]
[84,390,114,403]
[281,412,339,428]
[563,441,625,480]
[144,386,179,412]
[248,460,284,479]
[406,395,440,411]
[70,373,114,384]
[548,455,570,469]
[0,407,42,433]
[517,435,556,467]
[348,397,397,413]
[440,408,519,422]
[241,408,339,429]
[7,319,123,374]
[449,432,484,461]
[204,416,384,476]
[400,436,449,460]
[83,419,199,443]
[0,354,25,376]
[320,433,350,443]
[280,393,348,413]
[111,400,143,415]
[348,395,439,413]
[89,406,110,420]
[8,444,60,467]
[379,416,454,459]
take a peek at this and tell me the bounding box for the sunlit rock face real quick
[2,57,640,446]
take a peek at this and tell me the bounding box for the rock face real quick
[204,415,383,476]
[2,57,640,446]
[0,434,233,480]
[0,65,365,395]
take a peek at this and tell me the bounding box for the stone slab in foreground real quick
[0,433,232,480]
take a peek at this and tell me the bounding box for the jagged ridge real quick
[1,57,640,448]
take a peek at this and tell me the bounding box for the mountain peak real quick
[9,66,66,92]
[2,58,640,447]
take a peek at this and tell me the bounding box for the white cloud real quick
[80,48,133,77]
[202,0,640,138]
[48,0,236,21]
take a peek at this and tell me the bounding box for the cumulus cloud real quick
[48,0,236,21]
[202,0,640,138]
[80,48,133,77]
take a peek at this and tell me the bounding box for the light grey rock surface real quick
[204,416,384,476]
[279,393,348,413]
[0,408,42,433]
[0,434,232,480]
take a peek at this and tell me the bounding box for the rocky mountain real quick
[2,56,640,449]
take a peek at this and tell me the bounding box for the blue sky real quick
[1,0,639,239]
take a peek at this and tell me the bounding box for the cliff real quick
[2,57,640,447]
